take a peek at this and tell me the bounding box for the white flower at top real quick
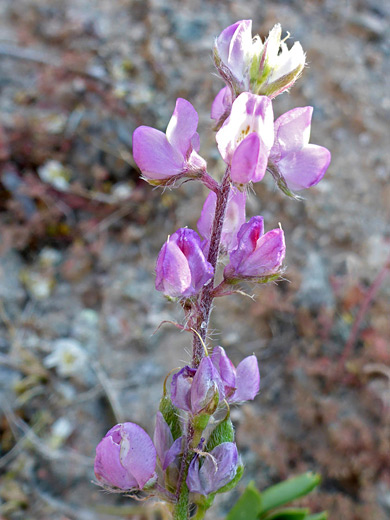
[214,20,306,100]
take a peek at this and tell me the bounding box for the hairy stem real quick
[175,166,231,520]
[174,424,194,520]
[192,166,231,367]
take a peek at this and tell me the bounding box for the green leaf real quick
[159,396,181,440]
[305,513,328,520]
[206,417,235,452]
[259,472,321,515]
[226,481,262,520]
[263,508,309,520]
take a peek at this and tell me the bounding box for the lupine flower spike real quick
[95,18,331,520]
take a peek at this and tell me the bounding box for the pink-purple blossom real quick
[211,346,260,403]
[214,20,253,92]
[155,228,214,298]
[94,422,156,490]
[154,412,183,471]
[186,442,239,495]
[211,86,232,124]
[270,106,331,191]
[224,216,285,280]
[197,186,246,255]
[133,98,206,185]
[171,357,220,415]
[216,92,274,184]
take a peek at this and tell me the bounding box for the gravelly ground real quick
[0,1,390,519]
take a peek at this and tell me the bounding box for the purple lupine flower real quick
[211,346,260,403]
[216,93,274,184]
[197,187,246,255]
[154,412,183,471]
[187,442,238,496]
[133,98,206,185]
[211,86,232,123]
[269,107,331,191]
[94,422,156,490]
[155,228,214,298]
[171,357,221,415]
[214,20,253,91]
[224,216,285,280]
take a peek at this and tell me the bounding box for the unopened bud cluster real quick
[94,19,331,519]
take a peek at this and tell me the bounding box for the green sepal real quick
[191,494,215,520]
[259,472,321,516]
[206,417,235,452]
[262,508,309,520]
[305,513,328,520]
[226,481,262,520]
[191,413,211,447]
[159,395,182,440]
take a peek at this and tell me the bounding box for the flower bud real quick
[171,357,221,416]
[133,98,206,186]
[94,422,156,490]
[155,228,214,298]
[224,216,285,281]
[190,357,221,416]
[269,106,331,194]
[154,412,183,471]
[197,187,246,255]
[213,20,253,93]
[187,442,239,496]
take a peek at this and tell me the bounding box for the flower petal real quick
[190,357,220,415]
[215,20,252,84]
[95,432,138,489]
[216,93,274,164]
[211,346,236,399]
[197,187,246,253]
[133,126,184,180]
[230,355,260,402]
[171,366,196,412]
[118,423,157,489]
[240,228,286,277]
[153,412,173,468]
[166,98,199,158]
[155,239,191,297]
[231,133,261,183]
[163,436,184,470]
[211,87,232,121]
[278,144,331,191]
[227,216,264,274]
[271,107,313,160]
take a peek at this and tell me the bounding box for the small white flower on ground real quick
[44,338,88,377]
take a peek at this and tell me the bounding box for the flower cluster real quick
[95,347,259,497]
[94,19,331,519]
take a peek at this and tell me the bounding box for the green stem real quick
[193,505,208,520]
[173,479,190,520]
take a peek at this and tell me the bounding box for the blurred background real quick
[0,0,389,519]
